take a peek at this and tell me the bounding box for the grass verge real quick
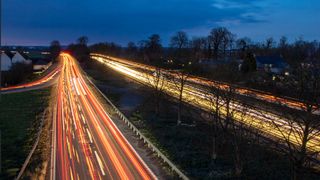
[0,88,51,179]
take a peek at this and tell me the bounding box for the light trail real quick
[91,53,316,112]
[1,65,61,92]
[54,53,156,179]
[91,55,320,155]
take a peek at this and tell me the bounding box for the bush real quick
[2,62,33,86]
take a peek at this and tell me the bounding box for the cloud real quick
[4,0,318,46]
[211,0,260,9]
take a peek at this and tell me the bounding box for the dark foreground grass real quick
[0,89,51,179]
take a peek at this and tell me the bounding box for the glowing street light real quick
[0,0,2,100]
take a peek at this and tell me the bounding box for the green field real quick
[0,89,51,179]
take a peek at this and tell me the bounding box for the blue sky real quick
[2,0,320,46]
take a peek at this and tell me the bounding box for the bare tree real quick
[208,27,234,59]
[265,37,275,50]
[127,41,138,59]
[171,69,190,125]
[236,37,252,59]
[170,31,189,51]
[146,34,163,64]
[279,36,288,49]
[77,36,89,46]
[190,37,208,62]
[147,67,165,117]
[204,80,225,160]
[270,65,320,179]
[49,40,61,61]
[170,31,190,63]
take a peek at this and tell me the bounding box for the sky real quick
[2,0,320,46]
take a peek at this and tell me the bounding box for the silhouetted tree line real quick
[67,36,90,63]
[49,40,61,62]
[89,27,320,70]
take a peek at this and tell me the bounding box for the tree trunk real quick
[177,85,183,125]
[177,100,182,125]
[234,141,243,177]
[212,134,217,160]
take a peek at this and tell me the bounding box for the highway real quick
[0,65,61,94]
[90,53,314,112]
[91,55,320,155]
[53,54,156,180]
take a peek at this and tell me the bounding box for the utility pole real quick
[0,0,2,101]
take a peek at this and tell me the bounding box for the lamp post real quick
[0,0,2,100]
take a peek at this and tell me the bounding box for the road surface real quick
[91,53,313,112]
[53,54,156,179]
[91,55,320,155]
[0,65,61,94]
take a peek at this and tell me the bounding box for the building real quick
[28,52,51,72]
[12,52,32,64]
[33,60,51,72]
[0,52,13,71]
[256,56,289,74]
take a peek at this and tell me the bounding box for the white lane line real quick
[77,104,81,111]
[86,128,93,143]
[77,78,87,95]
[75,150,80,164]
[94,151,106,176]
[62,100,65,131]
[73,78,80,95]
[70,167,74,180]
[69,98,77,130]
[72,131,75,140]
[80,113,86,124]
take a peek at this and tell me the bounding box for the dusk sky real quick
[2,0,320,46]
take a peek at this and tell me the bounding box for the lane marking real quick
[77,104,81,111]
[73,78,81,95]
[70,167,74,180]
[80,114,86,124]
[75,150,80,164]
[94,151,106,176]
[86,128,93,143]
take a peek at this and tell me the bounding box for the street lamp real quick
[0,0,2,100]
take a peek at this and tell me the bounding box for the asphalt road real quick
[91,53,315,112]
[91,55,320,155]
[0,65,60,94]
[54,54,155,180]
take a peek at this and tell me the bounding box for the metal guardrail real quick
[50,96,57,180]
[85,75,189,180]
[15,108,48,180]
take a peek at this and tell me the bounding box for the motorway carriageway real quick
[91,53,316,113]
[0,65,61,93]
[53,54,156,180]
[91,55,320,157]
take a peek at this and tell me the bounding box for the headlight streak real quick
[92,55,320,154]
[55,54,156,180]
[92,53,318,113]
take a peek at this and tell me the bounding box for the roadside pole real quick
[0,0,2,101]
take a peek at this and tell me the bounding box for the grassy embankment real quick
[0,89,51,179]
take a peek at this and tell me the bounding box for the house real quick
[33,60,51,72]
[255,56,289,74]
[12,52,32,64]
[1,51,13,71]
[28,52,51,72]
